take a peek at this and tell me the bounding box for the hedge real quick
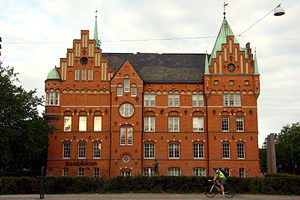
[0,175,300,195]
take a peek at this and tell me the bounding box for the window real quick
[82,69,86,81]
[117,85,123,97]
[120,127,133,145]
[169,117,179,132]
[124,78,130,92]
[78,142,86,158]
[93,168,100,177]
[78,168,84,176]
[94,116,102,131]
[239,168,245,178]
[122,155,130,162]
[63,142,71,159]
[46,92,60,106]
[119,103,134,118]
[222,143,230,159]
[193,168,206,176]
[193,116,204,132]
[192,94,203,107]
[237,143,245,159]
[93,143,101,158]
[75,69,79,81]
[168,94,179,107]
[79,116,87,131]
[168,168,181,176]
[236,116,244,132]
[144,143,155,158]
[88,69,93,81]
[169,143,180,159]
[64,116,72,131]
[62,168,69,176]
[224,168,230,176]
[144,94,155,107]
[121,171,131,176]
[143,168,155,176]
[193,143,204,158]
[223,93,241,107]
[144,116,155,132]
[222,116,229,132]
[131,85,136,97]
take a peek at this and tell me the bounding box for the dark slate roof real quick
[102,53,209,83]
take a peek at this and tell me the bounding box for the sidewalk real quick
[0,194,299,200]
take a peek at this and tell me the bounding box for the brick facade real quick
[45,18,261,178]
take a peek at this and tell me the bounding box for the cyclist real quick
[213,167,226,197]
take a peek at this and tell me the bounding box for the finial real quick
[223,2,228,19]
[206,47,207,53]
[95,9,98,21]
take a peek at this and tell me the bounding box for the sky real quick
[1,0,299,147]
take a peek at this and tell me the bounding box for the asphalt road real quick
[0,194,299,200]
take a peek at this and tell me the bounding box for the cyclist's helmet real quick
[213,167,218,170]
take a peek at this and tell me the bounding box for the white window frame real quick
[144,143,155,159]
[93,168,100,177]
[193,168,206,176]
[223,93,241,107]
[120,103,134,118]
[88,69,93,81]
[93,142,101,159]
[124,78,130,92]
[192,94,204,107]
[222,116,229,132]
[120,127,133,145]
[236,116,244,132]
[121,171,131,176]
[63,142,71,159]
[143,168,155,176]
[168,168,181,176]
[144,116,155,132]
[62,168,69,176]
[78,168,84,176]
[75,69,79,81]
[237,143,245,159]
[168,94,179,107]
[193,143,204,159]
[193,116,204,132]
[64,116,72,131]
[222,143,230,159]
[78,142,86,159]
[168,116,179,132]
[82,69,86,81]
[131,86,136,97]
[144,94,155,107]
[79,116,87,131]
[94,116,102,131]
[169,143,180,159]
[117,85,123,97]
[239,168,245,178]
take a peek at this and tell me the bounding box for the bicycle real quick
[205,180,234,198]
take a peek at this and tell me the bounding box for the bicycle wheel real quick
[224,185,235,198]
[205,185,218,198]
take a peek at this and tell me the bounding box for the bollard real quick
[40,166,45,199]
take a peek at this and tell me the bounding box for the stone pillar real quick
[267,133,277,173]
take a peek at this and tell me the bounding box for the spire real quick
[94,10,101,49]
[254,51,259,74]
[204,53,210,74]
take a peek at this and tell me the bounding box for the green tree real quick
[0,63,54,176]
[275,122,300,174]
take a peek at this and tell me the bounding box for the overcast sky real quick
[1,0,299,147]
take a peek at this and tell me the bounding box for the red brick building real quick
[45,16,261,178]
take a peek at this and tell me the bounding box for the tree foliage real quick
[0,63,54,175]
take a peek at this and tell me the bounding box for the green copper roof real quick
[254,53,259,74]
[204,53,209,74]
[209,18,239,66]
[46,67,61,80]
[94,13,101,49]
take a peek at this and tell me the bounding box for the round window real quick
[119,103,134,118]
[123,155,130,163]
[80,57,88,66]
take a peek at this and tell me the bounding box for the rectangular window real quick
[168,94,179,107]
[78,168,84,176]
[236,116,244,132]
[64,116,72,131]
[222,116,229,132]
[79,116,87,131]
[127,127,133,145]
[144,94,155,107]
[117,86,123,97]
[50,92,54,105]
[222,143,230,159]
[224,168,230,176]
[223,93,241,107]
[121,171,131,176]
[239,168,245,178]
[237,143,245,159]
[75,69,79,81]
[193,168,206,176]
[93,143,101,158]
[192,94,204,107]
[120,127,126,145]
[144,143,155,159]
[62,168,69,176]
[229,93,234,106]
[193,143,204,158]
[82,69,86,81]
[63,143,71,159]
[124,78,130,92]
[120,127,133,145]
[193,116,204,132]
[131,87,136,97]
[78,142,86,159]
[93,168,100,177]
[143,168,155,176]
[169,143,180,159]
[168,117,179,132]
[94,116,102,131]
[55,92,60,105]
[88,69,93,81]
[144,116,155,132]
[168,168,181,176]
